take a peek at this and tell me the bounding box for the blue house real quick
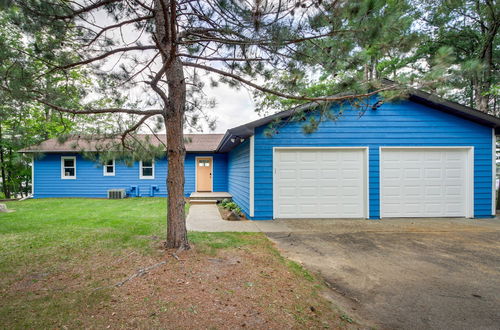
[23,89,500,220]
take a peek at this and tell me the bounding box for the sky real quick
[86,9,264,135]
[203,85,261,133]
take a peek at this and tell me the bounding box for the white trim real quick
[379,146,473,149]
[195,156,213,192]
[249,136,255,217]
[365,148,370,218]
[139,159,155,179]
[467,147,475,218]
[103,159,115,176]
[273,147,276,219]
[379,146,474,219]
[492,128,496,216]
[272,147,369,219]
[31,155,34,195]
[273,146,369,150]
[61,156,76,179]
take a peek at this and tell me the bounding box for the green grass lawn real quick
[1,198,174,275]
[0,198,355,329]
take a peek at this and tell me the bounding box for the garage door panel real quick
[381,148,469,218]
[320,187,338,196]
[321,169,339,178]
[384,186,401,197]
[425,204,441,213]
[404,168,421,178]
[320,204,339,213]
[320,178,339,186]
[446,168,461,178]
[445,186,461,195]
[300,169,317,179]
[299,186,316,195]
[275,149,366,219]
[279,169,297,179]
[384,169,402,178]
[299,152,317,161]
[406,186,423,196]
[425,168,442,178]
[340,186,360,196]
[425,186,442,196]
[300,204,317,213]
[279,187,296,196]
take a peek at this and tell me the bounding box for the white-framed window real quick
[61,156,76,179]
[103,159,115,176]
[198,159,210,167]
[140,159,154,179]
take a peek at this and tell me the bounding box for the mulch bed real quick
[2,242,359,329]
[218,204,247,221]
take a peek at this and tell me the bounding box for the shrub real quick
[225,201,238,210]
[219,199,243,217]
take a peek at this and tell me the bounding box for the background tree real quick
[0,7,86,199]
[255,0,421,114]
[416,0,499,114]
[2,0,401,249]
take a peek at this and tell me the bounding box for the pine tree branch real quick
[55,0,123,20]
[85,15,155,47]
[120,114,157,149]
[33,97,162,116]
[179,30,359,47]
[182,62,398,102]
[178,53,266,62]
[148,49,170,107]
[55,45,157,71]
[143,122,167,149]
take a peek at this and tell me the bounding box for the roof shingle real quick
[20,134,224,153]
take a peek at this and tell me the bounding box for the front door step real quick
[189,199,218,205]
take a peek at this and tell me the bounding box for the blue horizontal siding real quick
[34,153,228,198]
[184,153,228,193]
[32,98,495,221]
[227,139,250,217]
[252,99,494,220]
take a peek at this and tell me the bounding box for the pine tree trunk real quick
[473,78,489,113]
[474,2,498,114]
[165,103,188,250]
[154,0,190,250]
[0,124,10,199]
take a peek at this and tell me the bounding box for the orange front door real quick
[196,158,212,192]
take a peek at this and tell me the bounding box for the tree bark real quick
[164,98,188,250]
[154,0,190,250]
[473,0,499,113]
[0,124,10,199]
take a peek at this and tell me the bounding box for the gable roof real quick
[216,83,500,152]
[20,134,224,153]
[21,83,500,154]
[407,88,500,130]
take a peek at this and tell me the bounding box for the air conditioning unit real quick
[108,189,126,199]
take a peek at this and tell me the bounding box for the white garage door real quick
[274,148,367,219]
[380,148,470,218]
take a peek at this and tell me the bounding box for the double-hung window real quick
[61,156,76,179]
[140,159,154,179]
[103,159,115,176]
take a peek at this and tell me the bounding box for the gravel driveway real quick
[265,218,500,329]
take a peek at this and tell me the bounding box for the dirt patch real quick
[1,240,360,329]
[267,229,500,330]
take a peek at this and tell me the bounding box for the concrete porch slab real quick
[186,204,290,232]
[187,204,259,232]
[189,192,232,202]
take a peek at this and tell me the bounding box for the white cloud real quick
[199,85,262,133]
